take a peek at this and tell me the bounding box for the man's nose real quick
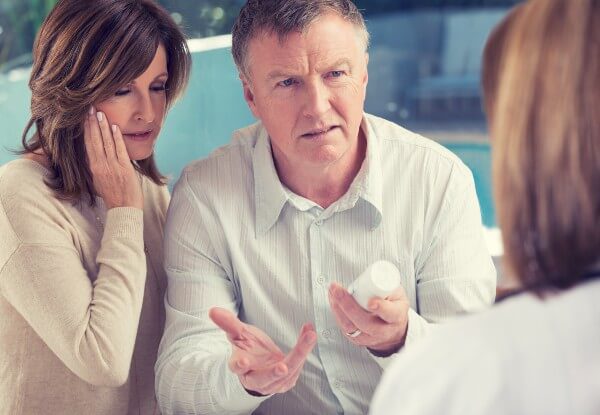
[302,80,332,119]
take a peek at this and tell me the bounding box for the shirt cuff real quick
[216,350,271,412]
[370,308,431,369]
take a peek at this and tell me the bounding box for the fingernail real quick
[88,106,94,115]
[334,288,344,300]
[112,124,117,133]
[96,112,103,122]
[369,302,378,311]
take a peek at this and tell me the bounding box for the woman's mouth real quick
[123,130,153,141]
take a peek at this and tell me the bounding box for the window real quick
[0,0,521,234]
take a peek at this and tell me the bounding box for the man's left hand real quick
[328,282,410,355]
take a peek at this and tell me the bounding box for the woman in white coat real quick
[370,0,600,414]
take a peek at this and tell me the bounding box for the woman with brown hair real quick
[0,0,190,413]
[371,0,600,413]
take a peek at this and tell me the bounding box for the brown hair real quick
[481,4,522,121]
[231,0,369,78]
[22,0,191,205]
[485,0,600,291]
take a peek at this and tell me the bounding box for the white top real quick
[370,278,600,415]
[155,113,496,415]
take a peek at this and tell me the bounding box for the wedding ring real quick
[345,329,362,338]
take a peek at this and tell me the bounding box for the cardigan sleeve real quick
[0,176,146,387]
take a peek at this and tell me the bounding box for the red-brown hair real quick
[22,0,191,204]
[483,0,600,290]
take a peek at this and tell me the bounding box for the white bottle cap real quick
[348,260,401,310]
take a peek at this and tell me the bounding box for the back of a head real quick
[481,4,522,120]
[487,0,600,290]
[231,0,369,78]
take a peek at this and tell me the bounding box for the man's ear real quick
[241,74,260,119]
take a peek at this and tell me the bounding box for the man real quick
[155,1,496,414]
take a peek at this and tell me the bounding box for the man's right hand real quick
[209,307,317,396]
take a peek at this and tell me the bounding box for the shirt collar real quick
[253,125,289,236]
[253,114,383,236]
[334,116,383,228]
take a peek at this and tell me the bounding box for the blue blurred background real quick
[0,1,522,228]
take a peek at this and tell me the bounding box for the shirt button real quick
[315,220,323,226]
[322,329,331,338]
[317,275,325,284]
[333,379,343,389]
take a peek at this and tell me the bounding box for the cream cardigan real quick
[0,159,169,414]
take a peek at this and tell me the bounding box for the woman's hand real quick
[84,107,143,210]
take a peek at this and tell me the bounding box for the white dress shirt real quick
[156,113,496,415]
[370,278,600,415]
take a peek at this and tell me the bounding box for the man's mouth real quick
[301,126,338,139]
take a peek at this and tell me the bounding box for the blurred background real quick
[0,0,522,241]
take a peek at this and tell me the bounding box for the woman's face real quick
[95,44,168,161]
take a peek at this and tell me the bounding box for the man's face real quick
[242,13,369,172]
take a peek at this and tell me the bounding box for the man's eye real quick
[329,70,344,78]
[278,78,296,87]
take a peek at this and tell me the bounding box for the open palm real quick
[209,307,317,396]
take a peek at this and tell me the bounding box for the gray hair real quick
[231,0,370,78]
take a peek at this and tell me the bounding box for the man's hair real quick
[483,0,600,291]
[231,0,369,78]
[22,0,191,205]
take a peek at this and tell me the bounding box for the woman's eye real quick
[114,89,130,96]
[151,84,167,92]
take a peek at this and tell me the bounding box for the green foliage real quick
[156,0,244,38]
[0,0,59,70]
[0,0,245,69]
[0,0,522,69]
